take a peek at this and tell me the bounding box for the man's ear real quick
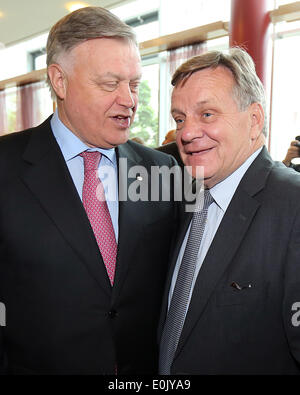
[249,102,264,139]
[47,64,67,100]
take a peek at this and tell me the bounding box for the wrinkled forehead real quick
[171,66,235,102]
[175,65,235,90]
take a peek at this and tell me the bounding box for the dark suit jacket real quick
[0,116,178,375]
[159,146,300,375]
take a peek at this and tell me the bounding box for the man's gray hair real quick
[171,47,268,137]
[46,6,137,97]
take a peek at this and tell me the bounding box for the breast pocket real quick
[216,283,265,306]
[215,282,269,344]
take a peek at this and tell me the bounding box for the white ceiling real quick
[0,0,132,46]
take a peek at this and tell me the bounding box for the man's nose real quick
[180,119,205,142]
[116,83,135,108]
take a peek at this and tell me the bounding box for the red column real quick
[230,0,271,88]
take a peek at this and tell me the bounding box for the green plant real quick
[130,80,158,147]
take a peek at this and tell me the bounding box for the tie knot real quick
[195,189,214,212]
[80,151,101,171]
[203,189,214,210]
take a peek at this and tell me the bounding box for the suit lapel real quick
[111,142,145,302]
[174,147,274,357]
[158,204,192,333]
[20,118,112,295]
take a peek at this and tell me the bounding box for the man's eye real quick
[130,83,140,93]
[102,82,118,91]
[174,118,184,129]
[203,112,213,118]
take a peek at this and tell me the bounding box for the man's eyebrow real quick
[102,72,119,79]
[171,108,185,116]
[96,72,142,81]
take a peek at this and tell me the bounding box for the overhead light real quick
[65,2,90,13]
[0,11,4,18]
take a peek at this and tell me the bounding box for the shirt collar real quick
[210,147,263,212]
[50,110,116,165]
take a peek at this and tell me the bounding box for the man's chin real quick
[183,162,205,180]
[105,131,130,148]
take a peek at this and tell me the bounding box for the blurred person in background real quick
[282,137,300,172]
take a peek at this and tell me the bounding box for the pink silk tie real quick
[80,151,117,285]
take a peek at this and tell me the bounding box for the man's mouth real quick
[111,115,131,128]
[187,147,213,156]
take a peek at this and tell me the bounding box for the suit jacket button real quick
[108,310,117,318]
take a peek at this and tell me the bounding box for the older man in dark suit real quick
[159,48,300,375]
[0,7,178,375]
